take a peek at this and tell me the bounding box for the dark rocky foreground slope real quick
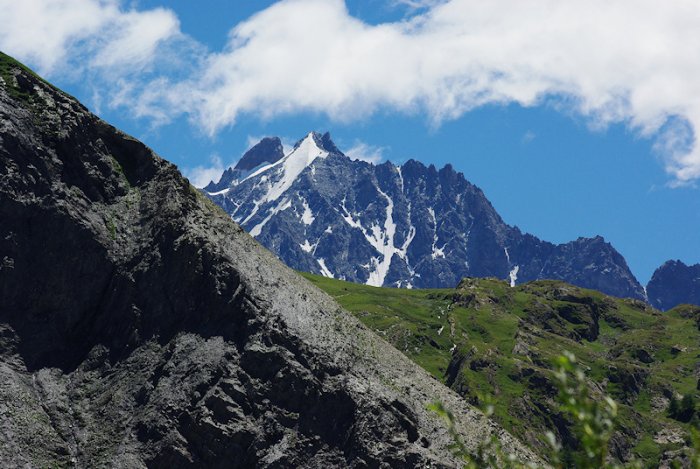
[648,260,700,311]
[0,53,540,467]
[206,133,645,300]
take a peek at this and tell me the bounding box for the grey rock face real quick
[207,134,645,300]
[0,52,540,468]
[204,137,285,193]
[647,260,700,310]
[235,136,285,171]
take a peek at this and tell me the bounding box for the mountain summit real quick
[206,133,646,300]
[204,136,285,193]
[235,136,285,171]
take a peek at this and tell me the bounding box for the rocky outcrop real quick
[0,52,539,468]
[206,134,645,300]
[234,137,285,171]
[647,260,700,311]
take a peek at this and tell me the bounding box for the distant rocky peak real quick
[661,259,690,269]
[647,259,700,310]
[399,158,439,177]
[584,235,605,243]
[317,131,343,155]
[285,132,331,167]
[203,136,285,192]
[293,131,343,155]
[235,136,284,171]
[203,167,236,193]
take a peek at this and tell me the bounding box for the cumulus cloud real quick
[345,141,386,164]
[4,0,700,184]
[390,0,447,11]
[126,0,700,184]
[0,0,181,75]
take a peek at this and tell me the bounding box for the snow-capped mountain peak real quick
[285,131,330,169]
[204,132,646,300]
[241,131,330,201]
[203,137,285,193]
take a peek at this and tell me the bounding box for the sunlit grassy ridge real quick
[302,272,700,466]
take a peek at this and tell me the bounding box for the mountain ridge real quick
[205,132,646,300]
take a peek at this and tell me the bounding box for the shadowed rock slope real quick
[648,260,700,311]
[0,52,539,467]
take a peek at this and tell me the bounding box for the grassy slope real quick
[0,51,79,112]
[302,272,700,466]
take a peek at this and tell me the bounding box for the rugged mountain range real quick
[0,52,540,467]
[648,260,700,311]
[205,132,646,300]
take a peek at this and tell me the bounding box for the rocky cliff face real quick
[206,133,645,300]
[647,260,700,311]
[0,52,539,467]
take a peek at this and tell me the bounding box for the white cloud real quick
[91,9,181,71]
[131,0,700,185]
[182,154,234,188]
[390,0,446,11]
[345,141,386,164]
[4,0,700,185]
[0,0,181,75]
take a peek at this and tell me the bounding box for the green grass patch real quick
[302,272,700,465]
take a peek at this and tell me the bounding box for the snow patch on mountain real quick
[340,196,364,231]
[250,198,291,236]
[366,184,397,287]
[246,132,328,204]
[509,265,520,287]
[300,197,315,225]
[428,207,445,259]
[400,223,416,259]
[399,201,417,279]
[208,188,230,196]
[317,258,333,278]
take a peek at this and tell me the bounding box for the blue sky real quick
[1,0,699,284]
